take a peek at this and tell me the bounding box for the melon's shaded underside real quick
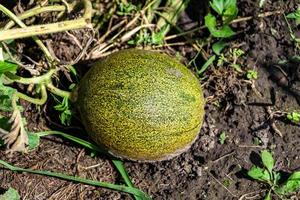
[75,49,205,161]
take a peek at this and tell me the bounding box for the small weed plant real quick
[247,150,300,200]
[246,70,258,80]
[285,5,300,45]
[286,111,300,123]
[217,48,244,72]
[205,0,238,38]
[286,6,300,26]
[218,131,227,144]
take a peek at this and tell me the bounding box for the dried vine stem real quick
[0,108,28,152]
[0,93,30,153]
[0,3,54,62]
[4,4,67,30]
[0,1,90,153]
[0,0,92,41]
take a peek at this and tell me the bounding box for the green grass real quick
[1,130,150,200]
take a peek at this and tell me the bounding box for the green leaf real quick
[231,64,243,72]
[223,4,238,24]
[264,189,271,200]
[210,0,224,15]
[151,30,165,45]
[205,14,235,38]
[112,160,135,187]
[28,132,40,150]
[224,0,236,9]
[54,97,72,126]
[68,83,76,90]
[212,40,228,55]
[209,0,238,23]
[205,13,217,29]
[246,70,258,80]
[261,150,275,173]
[231,48,244,57]
[273,171,281,185]
[286,7,300,19]
[275,171,300,195]
[0,79,17,112]
[112,159,146,200]
[65,65,77,77]
[197,55,216,75]
[117,2,138,16]
[219,131,227,144]
[0,115,9,147]
[287,7,300,26]
[0,116,11,130]
[0,187,20,200]
[287,111,300,123]
[248,166,271,182]
[0,61,18,75]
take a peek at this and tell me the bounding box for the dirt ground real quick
[1,0,300,199]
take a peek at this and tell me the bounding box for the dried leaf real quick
[0,109,28,153]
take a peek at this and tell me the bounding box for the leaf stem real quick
[4,69,71,101]
[36,130,107,154]
[16,84,48,105]
[46,82,71,99]
[4,5,67,30]
[3,69,57,85]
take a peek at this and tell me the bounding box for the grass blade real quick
[35,131,148,200]
[112,160,144,200]
[0,160,150,199]
[197,55,216,75]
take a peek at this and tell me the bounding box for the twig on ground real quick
[238,190,266,200]
[266,107,284,137]
[4,5,67,30]
[208,171,238,197]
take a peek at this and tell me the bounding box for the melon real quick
[74,49,205,161]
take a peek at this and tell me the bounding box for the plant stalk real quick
[46,82,71,99]
[4,5,67,30]
[0,4,55,62]
[3,69,57,85]
[16,84,48,105]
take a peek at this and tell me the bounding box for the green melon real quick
[74,49,205,161]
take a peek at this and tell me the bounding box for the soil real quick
[1,0,300,200]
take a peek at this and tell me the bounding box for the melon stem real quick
[3,69,57,85]
[46,82,71,100]
[16,84,48,105]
